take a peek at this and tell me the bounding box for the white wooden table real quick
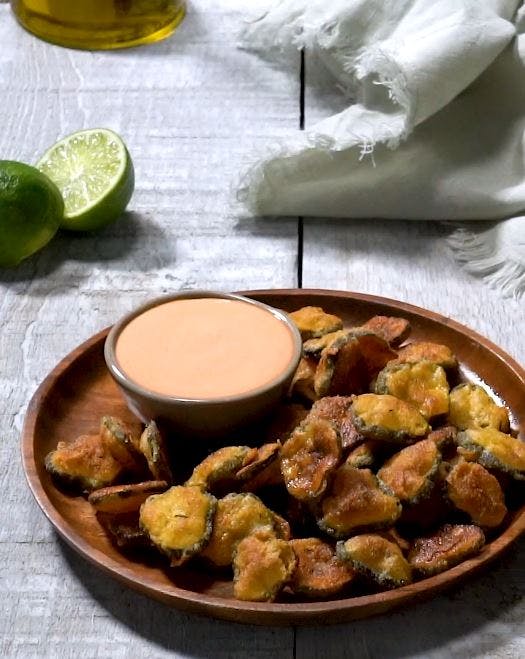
[1,1,524,657]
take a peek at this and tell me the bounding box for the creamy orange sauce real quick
[115,298,296,399]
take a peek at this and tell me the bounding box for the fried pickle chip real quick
[318,465,401,538]
[445,461,507,528]
[233,531,296,602]
[139,485,216,566]
[337,534,412,589]
[302,330,349,358]
[307,396,364,450]
[394,342,457,369]
[289,306,343,340]
[236,443,280,482]
[97,512,151,550]
[185,445,256,491]
[359,315,411,347]
[375,362,450,420]
[290,356,318,402]
[280,418,342,501]
[45,434,123,492]
[345,441,377,469]
[448,384,510,432]
[377,527,411,554]
[427,425,458,450]
[289,538,355,597]
[240,457,284,492]
[377,439,441,504]
[408,523,485,576]
[315,332,396,398]
[139,421,173,483]
[351,394,430,444]
[100,416,145,474]
[457,428,525,480]
[88,480,169,514]
[200,493,277,567]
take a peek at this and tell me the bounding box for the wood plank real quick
[1,2,297,655]
[299,48,525,657]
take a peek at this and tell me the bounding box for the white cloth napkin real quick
[238,0,525,298]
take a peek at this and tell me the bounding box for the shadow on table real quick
[58,532,525,658]
[0,211,174,291]
[58,537,294,658]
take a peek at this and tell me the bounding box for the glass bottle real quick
[10,0,186,50]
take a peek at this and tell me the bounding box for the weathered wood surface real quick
[300,45,525,659]
[1,0,524,657]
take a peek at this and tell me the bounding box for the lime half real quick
[37,128,134,231]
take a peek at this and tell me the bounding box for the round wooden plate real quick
[22,289,525,626]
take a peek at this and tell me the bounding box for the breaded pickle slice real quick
[394,342,457,369]
[139,485,216,566]
[375,362,450,420]
[457,428,525,480]
[45,434,123,492]
[408,524,485,576]
[315,332,396,398]
[377,439,441,504]
[307,396,363,450]
[445,461,507,528]
[139,421,173,483]
[289,306,343,340]
[271,511,292,540]
[97,512,151,550]
[280,418,342,501]
[345,441,377,469]
[448,384,510,432]
[290,538,355,597]
[240,457,284,492]
[337,534,412,589]
[359,315,411,347]
[318,465,401,538]
[185,445,255,490]
[427,425,458,450]
[351,394,430,444]
[290,356,318,402]
[236,443,280,482]
[200,493,277,567]
[303,329,349,358]
[233,530,296,602]
[88,480,169,514]
[100,416,145,473]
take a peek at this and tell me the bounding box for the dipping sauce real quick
[115,297,297,399]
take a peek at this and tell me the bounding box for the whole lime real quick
[0,161,64,267]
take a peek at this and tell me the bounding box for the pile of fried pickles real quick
[45,306,525,603]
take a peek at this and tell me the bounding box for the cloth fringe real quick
[447,218,525,298]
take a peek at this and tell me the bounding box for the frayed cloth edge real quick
[447,224,525,299]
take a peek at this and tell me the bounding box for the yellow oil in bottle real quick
[10,0,186,50]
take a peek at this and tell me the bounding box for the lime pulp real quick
[36,128,134,231]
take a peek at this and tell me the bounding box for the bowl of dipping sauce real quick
[104,291,302,439]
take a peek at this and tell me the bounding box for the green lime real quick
[0,161,64,267]
[36,128,134,232]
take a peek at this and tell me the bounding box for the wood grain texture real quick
[3,0,525,656]
[1,1,298,656]
[299,51,525,658]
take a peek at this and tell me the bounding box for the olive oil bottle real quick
[10,0,186,50]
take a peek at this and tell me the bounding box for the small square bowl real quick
[104,290,302,440]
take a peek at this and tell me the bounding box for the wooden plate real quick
[22,289,525,626]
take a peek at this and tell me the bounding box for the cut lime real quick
[36,128,134,231]
[0,160,63,267]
